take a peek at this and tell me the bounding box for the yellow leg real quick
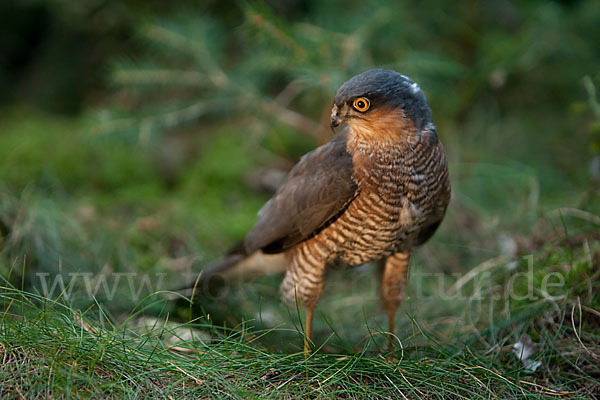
[387,308,396,347]
[380,252,411,351]
[304,305,314,354]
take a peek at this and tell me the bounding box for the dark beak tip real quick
[330,116,341,129]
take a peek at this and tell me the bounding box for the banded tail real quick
[177,242,286,297]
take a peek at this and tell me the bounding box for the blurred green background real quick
[1,0,599,351]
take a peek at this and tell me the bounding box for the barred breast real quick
[280,129,450,306]
[315,131,448,266]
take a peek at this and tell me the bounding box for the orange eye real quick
[353,97,370,112]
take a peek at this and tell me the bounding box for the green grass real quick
[2,1,600,397]
[1,103,599,398]
[1,284,597,399]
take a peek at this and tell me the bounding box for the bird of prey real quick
[185,69,451,352]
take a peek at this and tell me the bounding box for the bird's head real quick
[331,69,434,143]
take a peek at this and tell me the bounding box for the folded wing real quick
[244,130,358,254]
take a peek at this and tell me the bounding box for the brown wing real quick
[244,130,358,254]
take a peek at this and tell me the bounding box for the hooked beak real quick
[330,105,343,129]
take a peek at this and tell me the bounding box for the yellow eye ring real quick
[353,97,370,112]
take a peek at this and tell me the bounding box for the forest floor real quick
[1,107,599,398]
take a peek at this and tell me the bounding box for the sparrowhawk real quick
[184,69,451,352]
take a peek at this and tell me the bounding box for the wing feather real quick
[244,130,358,254]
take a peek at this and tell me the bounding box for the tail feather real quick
[176,242,286,297]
